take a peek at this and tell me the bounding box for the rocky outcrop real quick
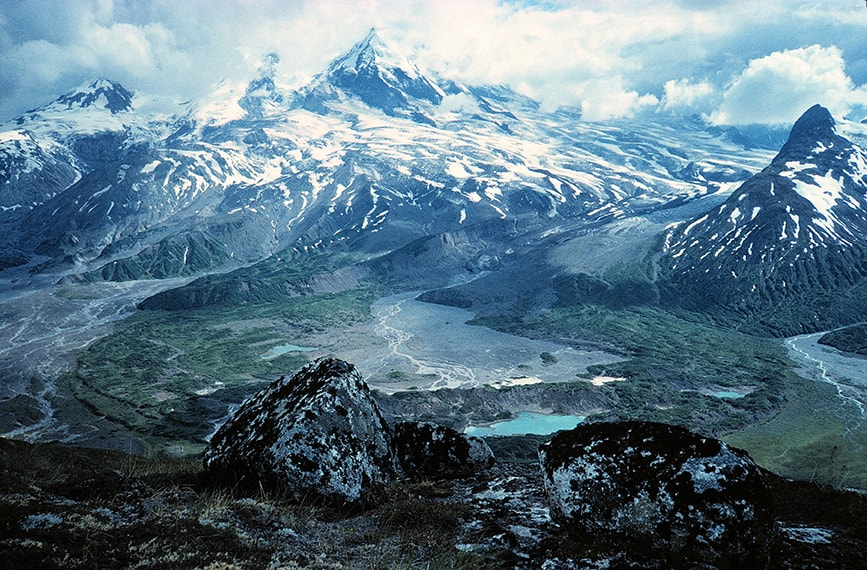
[539,421,776,568]
[203,358,398,505]
[5,437,867,570]
[393,421,495,479]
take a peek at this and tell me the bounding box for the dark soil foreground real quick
[2,437,867,569]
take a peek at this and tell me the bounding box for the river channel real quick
[0,272,194,443]
[346,292,625,394]
[786,331,867,420]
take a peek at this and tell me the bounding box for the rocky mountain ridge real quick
[0,29,777,283]
[659,104,867,335]
[51,78,135,115]
[299,27,446,118]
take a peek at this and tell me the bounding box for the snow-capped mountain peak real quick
[328,28,402,75]
[237,54,287,120]
[659,104,867,334]
[300,27,445,115]
[663,105,867,261]
[53,78,134,115]
[1,29,780,286]
[7,77,143,139]
[772,105,867,244]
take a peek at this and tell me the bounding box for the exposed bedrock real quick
[203,358,399,505]
[539,420,777,568]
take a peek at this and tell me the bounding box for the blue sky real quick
[1,0,866,124]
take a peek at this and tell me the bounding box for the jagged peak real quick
[787,104,836,143]
[301,28,444,114]
[328,27,414,77]
[54,77,134,114]
[236,53,288,119]
[359,27,384,51]
[87,77,125,91]
[771,104,850,166]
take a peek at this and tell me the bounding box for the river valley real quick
[786,332,867,424]
[348,292,626,393]
[0,271,194,444]
[4,269,867,474]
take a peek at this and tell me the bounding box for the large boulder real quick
[393,421,495,479]
[203,358,398,505]
[539,421,776,568]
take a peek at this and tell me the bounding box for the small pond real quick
[464,411,586,437]
[261,344,317,360]
[713,391,746,399]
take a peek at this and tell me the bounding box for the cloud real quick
[439,93,482,115]
[710,45,867,125]
[0,1,866,124]
[577,79,659,121]
[662,79,717,113]
[400,1,689,119]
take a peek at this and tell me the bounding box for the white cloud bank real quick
[0,0,866,125]
[710,45,867,125]
[579,79,660,121]
[662,79,717,113]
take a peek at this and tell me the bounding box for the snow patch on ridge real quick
[792,171,845,221]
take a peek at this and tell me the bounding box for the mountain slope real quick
[0,77,283,273]
[0,79,142,222]
[658,105,867,335]
[0,31,776,282]
[298,27,445,118]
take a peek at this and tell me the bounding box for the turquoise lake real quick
[464,411,585,437]
[260,344,317,360]
[713,391,745,399]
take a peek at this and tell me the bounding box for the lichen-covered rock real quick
[203,358,398,505]
[539,421,776,568]
[393,421,495,479]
